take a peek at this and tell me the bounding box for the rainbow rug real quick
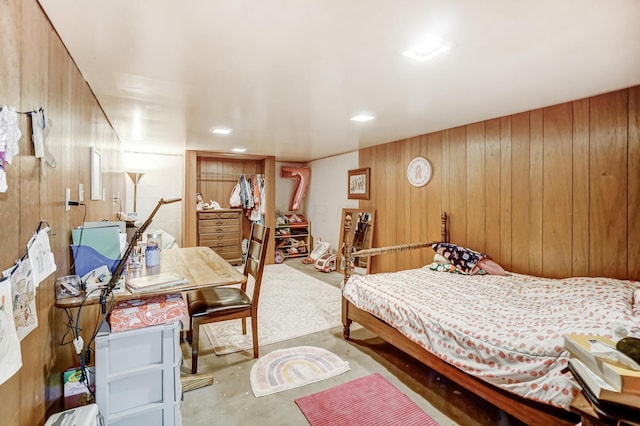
[295,373,440,426]
[249,346,350,397]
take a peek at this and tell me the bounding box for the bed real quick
[340,212,640,425]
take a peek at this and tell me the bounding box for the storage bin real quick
[95,321,181,425]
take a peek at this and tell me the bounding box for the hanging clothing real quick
[249,176,261,221]
[231,173,266,223]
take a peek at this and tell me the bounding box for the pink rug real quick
[294,373,440,426]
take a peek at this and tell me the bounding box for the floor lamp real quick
[126,171,145,212]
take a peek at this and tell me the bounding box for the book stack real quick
[564,334,640,420]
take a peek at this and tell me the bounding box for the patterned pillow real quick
[427,261,462,274]
[432,243,486,275]
[427,261,485,275]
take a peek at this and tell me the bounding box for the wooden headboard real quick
[341,211,448,284]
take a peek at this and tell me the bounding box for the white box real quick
[45,404,100,426]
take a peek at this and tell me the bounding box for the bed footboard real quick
[341,296,577,426]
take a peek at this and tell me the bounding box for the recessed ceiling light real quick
[350,114,375,122]
[210,127,232,135]
[403,34,450,62]
[232,148,247,153]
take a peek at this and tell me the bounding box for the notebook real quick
[126,272,188,293]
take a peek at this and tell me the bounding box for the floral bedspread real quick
[342,268,640,408]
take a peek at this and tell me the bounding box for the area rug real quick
[250,346,350,397]
[203,263,342,355]
[295,373,440,426]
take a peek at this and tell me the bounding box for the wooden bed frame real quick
[340,212,578,426]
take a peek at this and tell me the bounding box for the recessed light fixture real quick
[350,114,375,122]
[232,148,247,153]
[403,34,451,62]
[210,127,232,135]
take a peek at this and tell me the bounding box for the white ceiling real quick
[38,0,640,162]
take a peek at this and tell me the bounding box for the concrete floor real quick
[179,260,525,426]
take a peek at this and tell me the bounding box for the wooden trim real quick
[184,150,198,247]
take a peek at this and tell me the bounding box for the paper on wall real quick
[2,261,38,341]
[0,275,22,385]
[28,227,57,287]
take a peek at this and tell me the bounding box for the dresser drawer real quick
[199,233,239,246]
[199,221,240,233]
[199,211,241,220]
[212,246,242,259]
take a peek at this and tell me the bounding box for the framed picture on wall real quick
[347,167,370,200]
[91,147,102,200]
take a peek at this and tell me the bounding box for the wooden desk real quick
[55,246,246,309]
[56,246,245,391]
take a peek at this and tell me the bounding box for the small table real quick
[56,246,246,391]
[55,246,246,309]
[570,391,640,426]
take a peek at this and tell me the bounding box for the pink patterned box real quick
[108,293,187,332]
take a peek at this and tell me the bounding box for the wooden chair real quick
[185,223,270,374]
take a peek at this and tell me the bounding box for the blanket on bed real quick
[342,269,640,408]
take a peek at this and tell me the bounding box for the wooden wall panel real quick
[441,130,451,231]
[589,91,628,278]
[362,86,639,280]
[0,1,126,424]
[408,137,422,266]
[629,86,640,279]
[396,140,408,271]
[426,132,443,243]
[466,122,485,252]
[572,99,590,277]
[485,119,501,262]
[197,156,262,209]
[529,109,544,276]
[499,117,512,270]
[510,113,530,272]
[372,144,388,271]
[542,103,573,277]
[419,135,429,262]
[448,127,467,246]
[384,143,398,272]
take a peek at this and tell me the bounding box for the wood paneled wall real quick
[360,86,640,280]
[0,1,125,424]
[198,156,264,212]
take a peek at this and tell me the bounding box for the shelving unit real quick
[275,214,311,259]
[95,321,182,425]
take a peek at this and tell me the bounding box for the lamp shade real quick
[126,171,146,212]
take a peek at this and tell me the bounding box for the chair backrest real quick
[243,223,270,306]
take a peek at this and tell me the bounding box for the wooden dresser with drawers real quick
[197,209,243,265]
